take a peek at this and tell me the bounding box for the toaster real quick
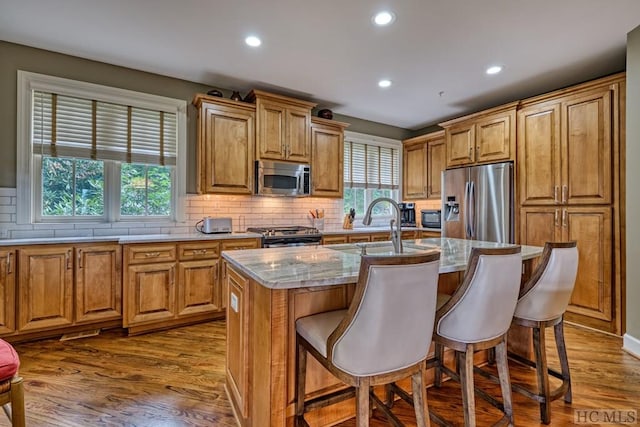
[196,217,233,234]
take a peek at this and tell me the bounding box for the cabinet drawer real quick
[178,242,220,261]
[221,239,261,251]
[127,244,176,264]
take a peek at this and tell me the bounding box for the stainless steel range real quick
[247,226,322,247]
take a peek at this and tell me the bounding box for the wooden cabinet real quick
[310,118,348,197]
[226,265,250,418]
[440,103,517,168]
[517,72,624,335]
[321,234,349,245]
[18,246,74,332]
[194,95,255,195]
[246,90,316,163]
[520,206,613,332]
[402,131,445,200]
[75,244,122,324]
[0,250,15,335]
[125,260,177,326]
[518,86,614,206]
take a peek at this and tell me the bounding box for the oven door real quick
[256,160,310,197]
[263,237,321,248]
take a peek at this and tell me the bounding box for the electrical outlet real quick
[0,227,8,239]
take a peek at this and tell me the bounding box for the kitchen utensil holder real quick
[313,218,325,231]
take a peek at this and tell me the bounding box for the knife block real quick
[342,215,353,230]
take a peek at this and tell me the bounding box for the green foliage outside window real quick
[42,157,104,216]
[121,164,171,216]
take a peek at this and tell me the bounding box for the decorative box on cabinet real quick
[0,249,15,335]
[245,90,316,163]
[439,102,517,168]
[310,117,349,197]
[402,130,445,200]
[193,94,256,195]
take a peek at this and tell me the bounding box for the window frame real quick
[342,131,402,226]
[16,71,187,224]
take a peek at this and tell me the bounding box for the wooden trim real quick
[244,89,317,109]
[192,93,257,112]
[310,117,350,128]
[402,130,445,145]
[438,101,520,128]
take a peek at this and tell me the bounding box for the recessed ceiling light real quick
[245,36,262,47]
[373,11,395,26]
[486,65,503,75]
[378,79,392,88]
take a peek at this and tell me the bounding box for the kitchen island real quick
[221,238,543,427]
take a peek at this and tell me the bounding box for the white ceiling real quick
[1,0,640,130]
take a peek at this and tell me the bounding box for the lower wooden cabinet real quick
[520,206,615,333]
[125,261,177,325]
[178,259,220,316]
[0,250,15,335]
[75,244,122,324]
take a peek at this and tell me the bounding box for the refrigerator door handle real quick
[464,181,472,239]
[469,181,476,239]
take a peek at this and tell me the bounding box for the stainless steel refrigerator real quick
[441,161,514,243]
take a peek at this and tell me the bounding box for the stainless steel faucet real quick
[362,197,403,253]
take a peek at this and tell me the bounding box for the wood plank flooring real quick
[3,321,639,426]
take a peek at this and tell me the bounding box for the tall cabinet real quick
[518,73,625,334]
[310,117,349,197]
[402,130,445,200]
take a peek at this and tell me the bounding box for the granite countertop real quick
[221,237,544,290]
[0,232,262,246]
[321,226,440,234]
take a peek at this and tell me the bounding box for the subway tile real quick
[54,229,93,238]
[0,197,11,205]
[0,188,17,197]
[0,206,16,214]
[11,229,55,239]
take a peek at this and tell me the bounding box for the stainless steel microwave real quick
[255,160,311,197]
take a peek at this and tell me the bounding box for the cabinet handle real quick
[562,209,567,228]
[468,147,473,157]
[77,249,83,269]
[282,143,287,157]
[555,209,559,227]
[554,186,559,204]
[145,252,161,258]
[6,252,12,274]
[192,249,207,255]
[66,250,72,270]
[562,185,567,203]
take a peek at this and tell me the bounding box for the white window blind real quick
[32,91,176,165]
[344,140,399,189]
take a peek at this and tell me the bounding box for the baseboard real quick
[622,333,640,359]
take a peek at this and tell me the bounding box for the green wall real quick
[626,26,640,344]
[0,41,410,190]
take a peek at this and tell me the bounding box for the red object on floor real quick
[0,339,19,381]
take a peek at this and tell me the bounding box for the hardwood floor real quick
[3,321,639,426]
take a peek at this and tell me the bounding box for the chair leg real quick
[554,320,572,404]
[459,346,476,427]
[295,339,307,423]
[9,376,25,427]
[434,342,444,387]
[534,326,551,424]
[356,379,371,427]
[495,340,514,426]
[411,367,431,427]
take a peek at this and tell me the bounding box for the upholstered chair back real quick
[330,253,440,377]
[514,242,578,322]
[437,248,522,343]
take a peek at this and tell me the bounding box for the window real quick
[17,71,187,224]
[343,132,400,223]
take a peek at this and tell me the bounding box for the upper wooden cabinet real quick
[402,130,445,200]
[439,103,517,168]
[193,95,255,195]
[518,81,618,206]
[246,90,316,163]
[310,118,349,197]
[0,249,15,335]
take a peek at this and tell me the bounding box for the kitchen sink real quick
[328,241,439,256]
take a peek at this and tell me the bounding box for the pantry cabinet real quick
[310,118,348,197]
[246,90,316,163]
[0,249,15,335]
[440,103,517,168]
[193,95,255,195]
[402,131,445,200]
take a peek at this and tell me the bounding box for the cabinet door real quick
[75,244,122,324]
[321,235,348,245]
[0,250,15,335]
[311,123,343,197]
[221,239,261,251]
[125,262,176,326]
[178,259,220,316]
[403,141,428,199]
[518,102,562,206]
[520,207,562,248]
[427,136,445,200]
[446,124,475,167]
[475,113,513,164]
[200,102,255,194]
[561,87,612,205]
[18,246,73,332]
[348,234,371,243]
[370,232,391,242]
[226,265,250,418]
[286,106,311,163]
[257,100,287,160]
[563,207,614,332]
